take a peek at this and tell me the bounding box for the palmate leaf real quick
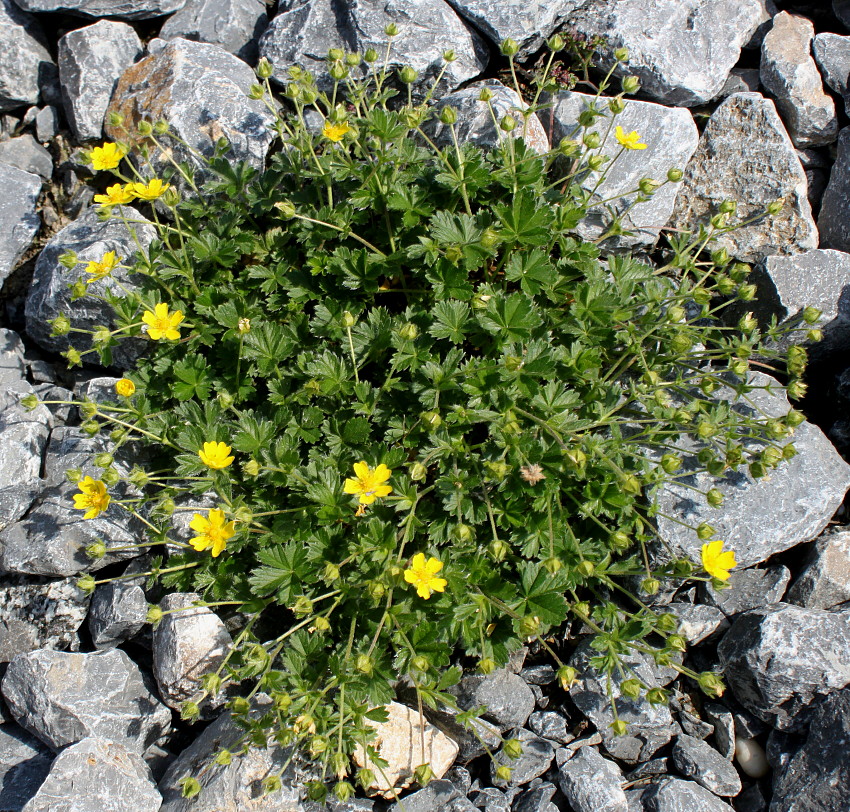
[477,292,542,341]
[248,544,308,598]
[429,300,471,344]
[515,562,570,626]
[494,189,554,246]
[504,248,556,296]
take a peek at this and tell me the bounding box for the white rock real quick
[735,737,769,778]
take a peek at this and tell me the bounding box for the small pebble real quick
[735,737,770,778]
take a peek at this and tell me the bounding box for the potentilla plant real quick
[32,33,818,802]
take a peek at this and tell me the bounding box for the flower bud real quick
[500,38,519,56]
[442,49,457,62]
[609,530,631,551]
[439,105,458,126]
[500,114,517,133]
[661,454,682,474]
[357,768,376,789]
[787,379,807,399]
[802,306,822,325]
[563,447,586,469]
[576,560,595,577]
[586,154,605,171]
[409,462,427,481]
[275,200,296,219]
[557,665,578,689]
[181,701,200,721]
[641,577,660,595]
[621,678,642,698]
[667,633,687,652]
[398,322,418,340]
[399,66,418,84]
[638,177,659,195]
[697,671,726,698]
[489,538,509,561]
[421,410,442,429]
[334,782,354,801]
[558,137,580,156]
[503,738,523,759]
[328,61,348,80]
[718,200,737,215]
[478,656,497,675]
[645,687,668,705]
[454,523,473,542]
[621,75,640,94]
[572,601,590,617]
[766,198,785,215]
[495,765,512,782]
[94,452,114,468]
[364,48,379,63]
[153,120,169,135]
[76,573,96,593]
[50,314,71,335]
[582,131,601,149]
[543,556,564,573]
[146,604,163,625]
[608,96,626,115]
[70,281,87,301]
[384,22,399,36]
[547,33,565,52]
[256,57,273,79]
[667,167,683,182]
[610,719,628,737]
[710,212,729,229]
[214,749,232,766]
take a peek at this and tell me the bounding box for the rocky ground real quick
[2,0,850,810]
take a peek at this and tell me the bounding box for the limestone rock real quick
[21,737,161,812]
[387,780,459,812]
[813,32,850,105]
[700,566,790,617]
[670,93,818,263]
[453,668,535,731]
[58,20,143,143]
[640,777,734,811]
[0,163,40,286]
[12,0,186,20]
[760,12,837,148]
[105,39,274,186]
[545,90,698,248]
[0,0,53,111]
[0,133,52,179]
[25,205,155,369]
[568,0,764,107]
[88,579,147,649]
[817,128,850,253]
[787,530,850,609]
[718,603,850,731]
[557,746,628,812]
[671,733,742,796]
[258,0,488,98]
[654,372,850,570]
[159,0,268,63]
[33,105,56,142]
[2,648,171,752]
[353,701,459,797]
[491,727,554,787]
[0,329,25,384]
[665,603,728,646]
[0,724,54,811]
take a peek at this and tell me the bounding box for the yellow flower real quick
[90,142,126,171]
[701,540,737,582]
[131,178,171,200]
[189,508,235,557]
[343,461,392,505]
[403,553,447,599]
[142,303,184,341]
[614,125,647,150]
[198,441,234,470]
[322,121,351,142]
[93,183,136,206]
[115,378,136,397]
[84,251,120,283]
[72,476,111,519]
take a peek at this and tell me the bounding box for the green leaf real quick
[504,248,556,296]
[428,300,471,344]
[494,190,554,246]
[172,355,212,401]
[477,292,542,341]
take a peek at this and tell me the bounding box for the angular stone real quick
[0,133,52,179]
[817,128,850,253]
[787,530,850,610]
[158,694,309,811]
[25,205,155,369]
[88,580,147,649]
[58,21,143,143]
[640,777,734,811]
[33,105,56,142]
[769,687,850,812]
[387,780,459,812]
[545,90,698,248]
[443,0,579,58]
[426,79,549,155]
[760,12,837,148]
[715,68,760,99]
[837,0,850,32]
[0,328,25,384]
[700,566,790,617]
[512,784,559,812]
[12,0,186,20]
[105,39,273,186]
[0,0,53,111]
[21,737,161,812]
[718,603,850,731]
[0,575,90,662]
[421,702,502,763]
[0,380,51,532]
[2,648,171,752]
[0,163,40,286]
[453,668,535,730]
[654,372,850,570]
[159,0,268,64]
[528,710,572,744]
[670,93,817,263]
[665,603,728,645]
[491,727,554,787]
[569,641,675,764]
[813,32,850,104]
[702,702,735,760]
[568,0,764,107]
[557,746,627,812]
[0,724,54,811]
[671,733,742,796]
[152,592,232,714]
[258,0,488,98]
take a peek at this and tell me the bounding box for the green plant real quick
[39,36,813,801]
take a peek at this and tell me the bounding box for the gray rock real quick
[469,787,508,811]
[787,530,850,610]
[769,687,850,812]
[702,702,735,761]
[12,0,186,20]
[671,733,742,796]
[557,746,628,812]
[31,383,73,426]
[718,603,850,731]
[817,128,850,253]
[528,710,572,744]
[33,105,56,142]
[569,640,675,764]
[425,704,503,762]
[625,757,670,781]
[654,372,850,570]
[715,68,761,99]
[677,708,713,740]
[21,736,161,812]
[58,21,143,143]
[568,0,764,107]
[736,784,767,812]
[491,727,554,787]
[152,592,232,714]
[520,664,556,685]
[0,163,40,286]
[388,780,458,812]
[0,0,53,111]
[88,580,147,649]
[665,603,729,645]
[700,566,790,617]
[442,0,578,58]
[158,694,309,811]
[670,93,817,263]
[512,784,559,812]
[0,329,25,385]
[760,12,837,148]
[453,668,535,731]
[0,724,54,811]
[641,777,734,811]
[813,33,850,105]
[443,764,471,795]
[0,575,89,662]
[837,0,850,31]
[427,79,549,155]
[258,0,488,98]
[744,0,777,50]
[25,205,155,369]
[2,648,171,752]
[105,39,273,187]
[0,134,51,179]
[0,380,51,532]
[544,90,698,248]
[159,0,267,63]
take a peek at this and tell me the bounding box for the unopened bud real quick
[256,57,274,79]
[399,66,418,85]
[500,38,519,56]
[667,167,683,182]
[439,105,458,126]
[621,75,640,94]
